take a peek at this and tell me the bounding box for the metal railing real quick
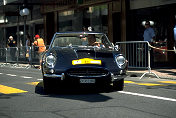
[116,41,160,79]
[1,42,168,79]
[0,46,49,68]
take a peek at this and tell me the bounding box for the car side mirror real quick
[114,42,121,51]
[111,43,119,51]
[114,45,119,51]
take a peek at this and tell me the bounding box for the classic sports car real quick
[42,32,127,92]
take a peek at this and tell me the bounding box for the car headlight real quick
[115,55,126,69]
[46,54,56,68]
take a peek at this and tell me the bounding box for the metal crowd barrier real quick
[0,43,161,79]
[0,48,7,65]
[116,41,160,79]
[0,46,49,68]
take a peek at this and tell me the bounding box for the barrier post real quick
[25,46,31,69]
[29,46,32,68]
[5,48,7,65]
[16,47,19,66]
[139,42,160,79]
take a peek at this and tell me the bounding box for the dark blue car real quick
[42,32,127,93]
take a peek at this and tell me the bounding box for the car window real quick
[51,33,112,48]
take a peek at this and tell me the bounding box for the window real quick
[58,4,108,33]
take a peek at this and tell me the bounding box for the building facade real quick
[0,0,176,66]
[0,0,43,48]
[41,0,125,44]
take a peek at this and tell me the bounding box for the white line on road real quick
[6,74,17,77]
[37,79,43,81]
[21,76,32,79]
[0,73,3,75]
[118,91,176,102]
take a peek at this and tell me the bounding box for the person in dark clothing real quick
[7,36,16,61]
[143,21,155,68]
[26,34,32,62]
[8,36,16,47]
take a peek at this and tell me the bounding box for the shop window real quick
[58,4,108,33]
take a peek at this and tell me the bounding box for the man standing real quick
[33,35,46,53]
[143,21,155,42]
[143,21,155,67]
[8,36,16,61]
[8,36,16,47]
[33,35,46,69]
[26,34,31,62]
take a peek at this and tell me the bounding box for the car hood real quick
[51,46,115,59]
[48,47,120,71]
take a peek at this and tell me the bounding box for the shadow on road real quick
[156,70,176,76]
[35,82,113,103]
[145,84,176,90]
[0,94,21,99]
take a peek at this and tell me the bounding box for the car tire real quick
[113,79,124,91]
[43,78,53,94]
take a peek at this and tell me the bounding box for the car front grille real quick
[67,68,109,77]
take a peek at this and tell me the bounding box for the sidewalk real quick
[0,63,39,69]
[127,68,176,80]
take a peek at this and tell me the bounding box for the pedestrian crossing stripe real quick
[0,85,28,94]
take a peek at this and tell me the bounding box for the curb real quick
[127,71,176,80]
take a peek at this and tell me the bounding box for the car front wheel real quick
[43,78,52,93]
[113,79,124,91]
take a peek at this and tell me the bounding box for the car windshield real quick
[51,33,112,48]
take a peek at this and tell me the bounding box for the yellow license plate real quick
[72,58,102,65]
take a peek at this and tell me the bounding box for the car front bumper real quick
[43,72,126,83]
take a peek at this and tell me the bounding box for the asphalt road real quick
[0,66,176,118]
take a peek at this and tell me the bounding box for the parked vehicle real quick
[41,32,127,93]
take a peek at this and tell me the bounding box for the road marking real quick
[159,81,176,84]
[136,83,165,86]
[124,81,135,84]
[0,84,28,94]
[21,76,32,79]
[118,91,176,102]
[37,79,43,81]
[124,81,165,86]
[0,73,3,75]
[6,74,17,77]
[27,82,39,86]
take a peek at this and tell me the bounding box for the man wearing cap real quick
[33,35,46,52]
[33,35,46,68]
[143,21,155,42]
[8,36,16,61]
[143,21,155,67]
[8,36,16,47]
